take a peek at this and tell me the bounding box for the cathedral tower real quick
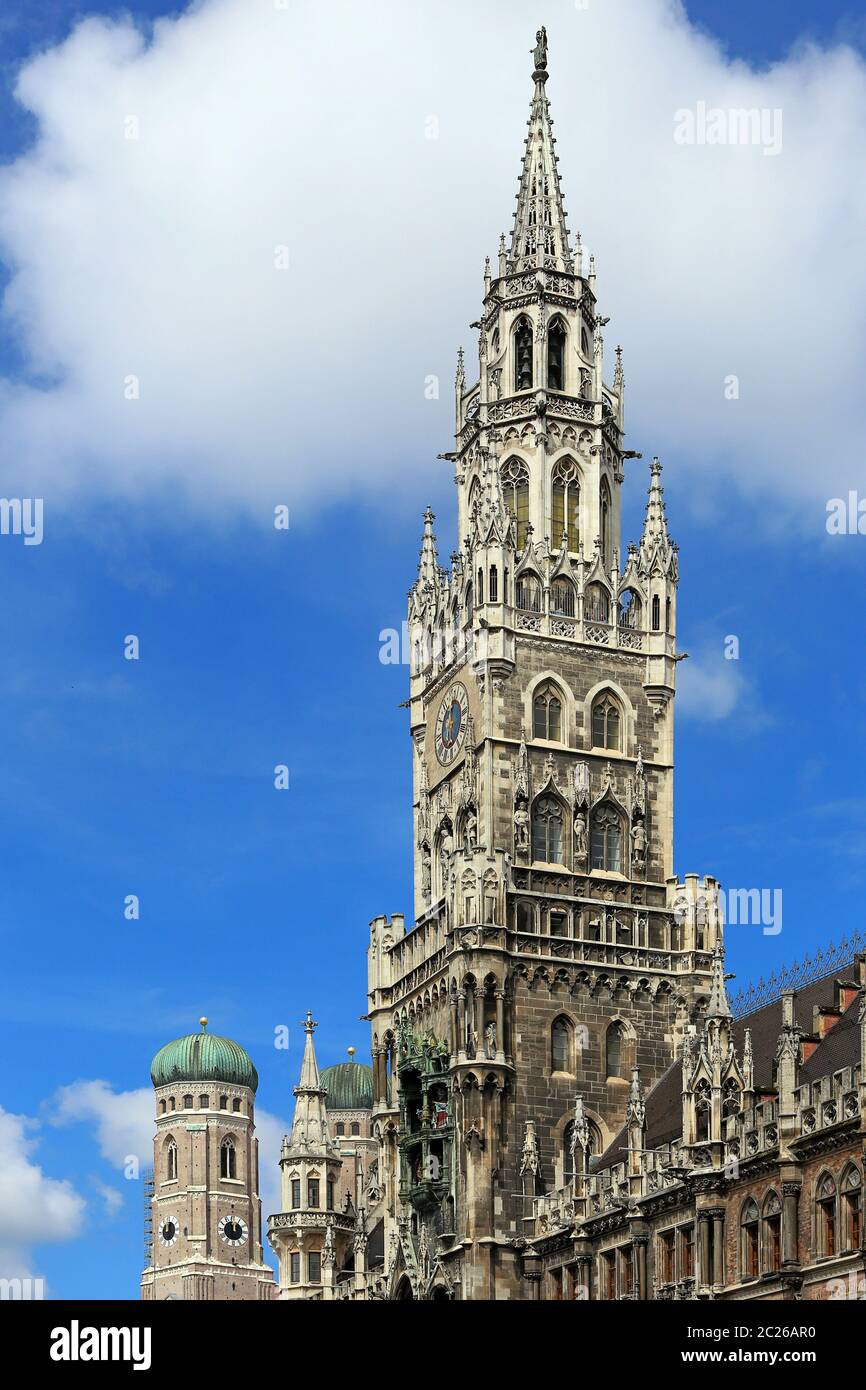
[367,29,720,1301]
[141,1019,273,1301]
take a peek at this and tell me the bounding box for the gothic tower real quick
[141,1019,273,1301]
[367,30,721,1301]
[269,1013,362,1299]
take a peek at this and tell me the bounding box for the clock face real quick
[434,683,470,767]
[158,1217,179,1247]
[219,1214,248,1247]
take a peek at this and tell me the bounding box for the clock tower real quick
[141,1019,274,1301]
[367,30,721,1301]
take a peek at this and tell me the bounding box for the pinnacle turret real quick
[706,941,733,1021]
[508,28,574,274]
[638,458,676,573]
[285,1011,334,1154]
[416,507,440,588]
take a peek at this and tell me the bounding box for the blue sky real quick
[0,0,865,1298]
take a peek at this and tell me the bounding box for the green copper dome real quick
[320,1060,373,1111]
[150,1019,258,1093]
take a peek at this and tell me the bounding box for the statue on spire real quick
[533,26,548,73]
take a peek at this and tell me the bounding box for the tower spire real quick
[639,458,675,567]
[706,940,733,1021]
[287,1011,333,1151]
[416,506,440,588]
[509,28,573,274]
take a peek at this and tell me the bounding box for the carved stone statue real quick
[533,26,548,71]
[514,797,530,854]
[464,808,478,852]
[485,1021,497,1059]
[631,818,647,868]
[421,849,431,899]
[574,810,588,867]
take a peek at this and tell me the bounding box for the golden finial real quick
[347,1046,356,1059]
[199,1016,208,1030]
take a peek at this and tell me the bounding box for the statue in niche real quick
[485,1022,497,1059]
[631,817,647,871]
[439,826,454,882]
[514,796,530,854]
[421,849,432,899]
[464,807,478,852]
[574,809,588,868]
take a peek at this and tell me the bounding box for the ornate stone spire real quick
[640,459,671,553]
[416,507,440,588]
[706,940,733,1021]
[508,29,573,274]
[286,1011,334,1154]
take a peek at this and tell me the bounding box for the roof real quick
[320,1061,373,1111]
[594,961,863,1172]
[150,1022,258,1092]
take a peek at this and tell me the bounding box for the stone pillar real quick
[457,991,467,1060]
[711,1208,726,1288]
[634,1237,648,1301]
[782,1183,801,1268]
[698,1212,712,1288]
[574,1254,592,1302]
[495,990,506,1063]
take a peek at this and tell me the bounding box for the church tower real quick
[367,29,720,1301]
[141,1019,273,1301]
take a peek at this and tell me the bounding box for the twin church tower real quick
[143,30,720,1302]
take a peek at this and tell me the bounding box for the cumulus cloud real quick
[0,1105,85,1279]
[677,649,745,720]
[0,0,864,522]
[51,1080,152,1169]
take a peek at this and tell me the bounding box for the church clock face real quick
[219,1215,248,1247]
[434,682,470,766]
[158,1217,179,1247]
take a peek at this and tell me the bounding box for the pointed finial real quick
[303,1010,317,1035]
[347,1046,356,1058]
[199,1017,208,1030]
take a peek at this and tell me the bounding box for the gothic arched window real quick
[165,1137,177,1182]
[740,1198,760,1278]
[489,565,498,603]
[531,795,564,864]
[514,316,534,392]
[816,1173,837,1257]
[515,901,535,933]
[584,582,610,624]
[652,595,661,631]
[618,589,642,631]
[591,803,623,872]
[547,318,567,391]
[551,1016,573,1073]
[722,1077,741,1120]
[694,1079,711,1142]
[605,1021,626,1079]
[591,693,622,750]
[533,683,563,741]
[599,476,612,567]
[516,573,542,613]
[220,1137,236,1181]
[501,458,530,549]
[551,579,576,617]
[842,1166,862,1250]
[763,1192,782,1273]
[552,457,580,551]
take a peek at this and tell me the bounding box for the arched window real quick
[351,1122,360,1137]
[581,326,591,358]
[533,683,563,741]
[514,316,534,392]
[842,1166,862,1250]
[694,1079,711,1142]
[652,595,661,631]
[816,1173,837,1257]
[763,1193,782,1273]
[551,579,575,617]
[551,457,580,551]
[599,477,612,567]
[722,1077,741,1120]
[532,795,564,864]
[516,573,542,613]
[220,1137,236,1181]
[591,693,622,750]
[591,804,623,872]
[501,458,530,549]
[165,1137,177,1182]
[666,597,672,632]
[489,565,498,603]
[335,1122,345,1136]
[564,1119,600,1184]
[547,318,567,391]
[464,583,473,623]
[741,1199,760,1279]
[619,590,642,631]
[584,582,610,624]
[551,1017,573,1073]
[605,1021,626,1079]
[477,568,484,606]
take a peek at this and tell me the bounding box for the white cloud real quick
[0,0,864,523]
[677,649,746,720]
[92,1178,124,1218]
[254,1107,287,1227]
[0,1105,85,1279]
[51,1080,152,1169]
